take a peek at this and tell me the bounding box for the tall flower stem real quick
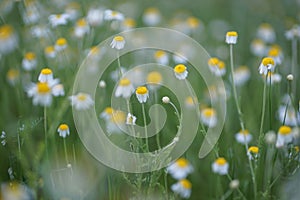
[63,138,69,165]
[268,74,272,130]
[291,38,298,97]
[44,106,49,159]
[141,103,149,151]
[117,51,123,77]
[229,44,256,198]
[154,92,161,149]
[258,74,268,147]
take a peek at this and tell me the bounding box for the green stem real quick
[63,138,69,165]
[141,103,149,151]
[269,74,272,130]
[154,92,161,150]
[44,106,49,159]
[291,38,297,97]
[258,74,268,148]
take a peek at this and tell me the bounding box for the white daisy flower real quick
[44,46,56,58]
[65,2,81,21]
[103,9,124,21]
[115,78,135,99]
[121,18,136,31]
[147,71,162,90]
[276,125,294,148]
[22,52,37,71]
[225,31,238,44]
[185,96,196,109]
[100,107,114,121]
[268,45,283,65]
[142,7,161,26]
[167,158,194,180]
[258,57,275,75]
[74,18,90,38]
[52,84,65,96]
[54,37,68,52]
[48,13,69,27]
[214,61,226,77]
[154,50,169,65]
[171,179,192,199]
[69,92,94,110]
[247,146,259,160]
[57,124,70,138]
[200,108,217,127]
[285,25,300,40]
[208,57,219,74]
[265,130,277,144]
[0,25,18,55]
[6,69,19,86]
[235,129,252,144]
[257,23,276,43]
[38,68,54,83]
[212,157,229,175]
[126,113,137,125]
[107,110,126,135]
[110,36,125,50]
[277,105,299,126]
[233,66,251,86]
[27,82,53,107]
[250,39,266,57]
[87,8,104,26]
[174,64,188,80]
[135,86,149,103]
[30,25,50,39]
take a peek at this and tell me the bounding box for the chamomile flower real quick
[6,69,19,86]
[225,31,238,44]
[247,146,259,160]
[57,124,70,138]
[174,64,188,80]
[258,57,275,75]
[277,105,299,126]
[27,82,53,107]
[55,37,68,51]
[22,52,37,71]
[103,9,124,21]
[208,57,219,73]
[154,50,169,65]
[250,39,266,57]
[167,158,194,180]
[200,107,217,127]
[212,157,229,175]
[136,86,149,103]
[107,110,126,134]
[44,46,56,58]
[38,68,54,83]
[74,18,90,38]
[52,84,65,96]
[214,60,226,77]
[23,7,40,25]
[69,92,94,110]
[233,66,251,86]
[171,179,192,199]
[257,23,276,43]
[276,125,293,148]
[185,96,196,108]
[268,45,283,65]
[142,7,161,26]
[126,113,137,125]
[30,25,50,38]
[65,2,81,21]
[186,16,201,30]
[121,18,136,30]
[100,107,114,121]
[0,24,18,54]
[265,130,277,144]
[110,36,125,50]
[87,8,104,26]
[48,13,69,27]
[285,25,300,40]
[147,71,162,90]
[235,129,253,145]
[115,78,135,99]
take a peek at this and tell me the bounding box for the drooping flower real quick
[247,146,259,160]
[44,46,56,58]
[285,25,300,40]
[57,124,70,138]
[171,179,192,199]
[200,107,217,127]
[110,36,125,50]
[22,52,37,71]
[55,37,68,52]
[103,10,124,21]
[212,157,229,175]
[258,57,275,75]
[74,18,90,38]
[0,24,18,54]
[233,66,251,86]
[135,86,149,103]
[142,7,161,26]
[87,8,104,27]
[38,68,54,83]
[174,64,188,80]
[154,50,169,65]
[167,158,194,180]
[147,71,162,90]
[257,23,276,43]
[235,129,252,145]
[276,125,293,148]
[115,78,135,99]
[100,107,114,121]
[225,31,238,44]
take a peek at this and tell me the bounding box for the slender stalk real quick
[141,103,149,151]
[258,74,268,147]
[63,138,69,165]
[154,92,161,150]
[268,74,272,130]
[72,143,77,166]
[117,51,123,77]
[44,106,49,159]
[291,38,297,97]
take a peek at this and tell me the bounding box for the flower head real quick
[167,158,194,180]
[74,18,90,38]
[258,57,275,75]
[147,71,162,90]
[57,124,70,138]
[171,179,192,199]
[0,24,18,54]
[276,125,293,148]
[233,66,250,86]
[115,78,135,99]
[38,68,54,83]
[142,7,161,26]
[55,37,67,51]
[200,107,217,127]
[44,46,56,58]
[154,50,168,65]
[22,52,37,71]
[87,8,104,27]
[110,36,125,50]
[69,92,94,110]
[126,113,137,125]
[103,10,124,21]
[174,64,188,80]
[6,69,20,86]
[48,14,69,27]
[247,146,259,160]
[235,129,252,144]
[212,157,229,175]
[136,86,149,103]
[257,23,276,43]
[226,31,238,44]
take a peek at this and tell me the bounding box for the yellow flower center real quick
[119,78,131,86]
[176,158,189,168]
[154,50,166,58]
[25,52,36,60]
[37,82,50,94]
[218,61,225,69]
[174,64,186,74]
[56,38,67,46]
[260,23,272,29]
[41,68,52,75]
[215,157,227,165]
[203,108,215,117]
[187,17,199,28]
[226,31,238,37]
[185,96,194,105]
[7,69,19,80]
[0,25,13,39]
[124,18,136,27]
[59,124,69,131]
[90,46,99,54]
[136,86,148,95]
[147,71,162,84]
[262,57,274,66]
[114,36,124,42]
[278,125,292,135]
[77,18,87,27]
[105,107,114,114]
[180,179,192,189]
[208,57,219,66]
[240,130,249,135]
[111,111,126,123]
[145,7,159,14]
[111,11,118,17]
[268,47,280,57]
[77,94,87,101]
[248,146,259,154]
[45,46,55,54]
